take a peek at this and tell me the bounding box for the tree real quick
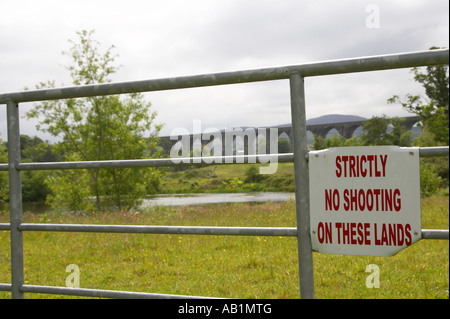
[278,137,291,153]
[26,30,162,211]
[359,115,411,147]
[312,133,360,150]
[388,47,449,145]
[20,135,59,163]
[311,115,411,150]
[360,115,391,145]
[244,165,265,183]
[388,117,412,147]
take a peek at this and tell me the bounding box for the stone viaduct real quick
[158,116,420,156]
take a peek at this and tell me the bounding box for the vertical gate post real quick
[7,100,24,299]
[289,73,315,299]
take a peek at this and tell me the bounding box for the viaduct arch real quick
[158,116,420,155]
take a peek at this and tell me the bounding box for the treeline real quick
[0,135,55,202]
[311,115,415,150]
[0,134,162,205]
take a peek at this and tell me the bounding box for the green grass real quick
[0,195,448,299]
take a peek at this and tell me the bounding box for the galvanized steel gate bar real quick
[1,49,448,104]
[0,49,449,299]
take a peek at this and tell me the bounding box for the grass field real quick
[159,162,296,193]
[0,194,448,299]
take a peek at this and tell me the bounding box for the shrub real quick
[420,162,442,197]
[245,165,264,183]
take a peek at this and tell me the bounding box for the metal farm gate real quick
[0,49,448,299]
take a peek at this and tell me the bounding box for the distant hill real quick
[306,114,367,125]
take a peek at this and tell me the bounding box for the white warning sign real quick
[309,146,422,256]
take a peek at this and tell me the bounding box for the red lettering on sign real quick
[335,154,388,178]
[380,154,387,176]
[360,155,367,177]
[335,156,342,178]
[343,188,401,212]
[374,223,412,246]
[333,222,372,246]
[329,222,411,247]
[349,156,357,177]
[325,189,340,211]
[317,222,332,244]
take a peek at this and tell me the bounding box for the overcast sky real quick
[1,0,448,141]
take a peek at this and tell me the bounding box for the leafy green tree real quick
[414,130,449,191]
[388,47,449,145]
[26,30,162,211]
[312,134,344,150]
[311,115,412,150]
[388,47,449,194]
[45,154,95,211]
[0,135,57,203]
[359,115,391,145]
[17,135,58,202]
[388,117,412,147]
[357,115,411,146]
[419,162,443,197]
[20,135,60,163]
[312,134,360,150]
[245,165,265,183]
[21,170,51,202]
[278,137,291,153]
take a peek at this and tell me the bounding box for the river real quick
[0,192,295,213]
[142,192,295,207]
